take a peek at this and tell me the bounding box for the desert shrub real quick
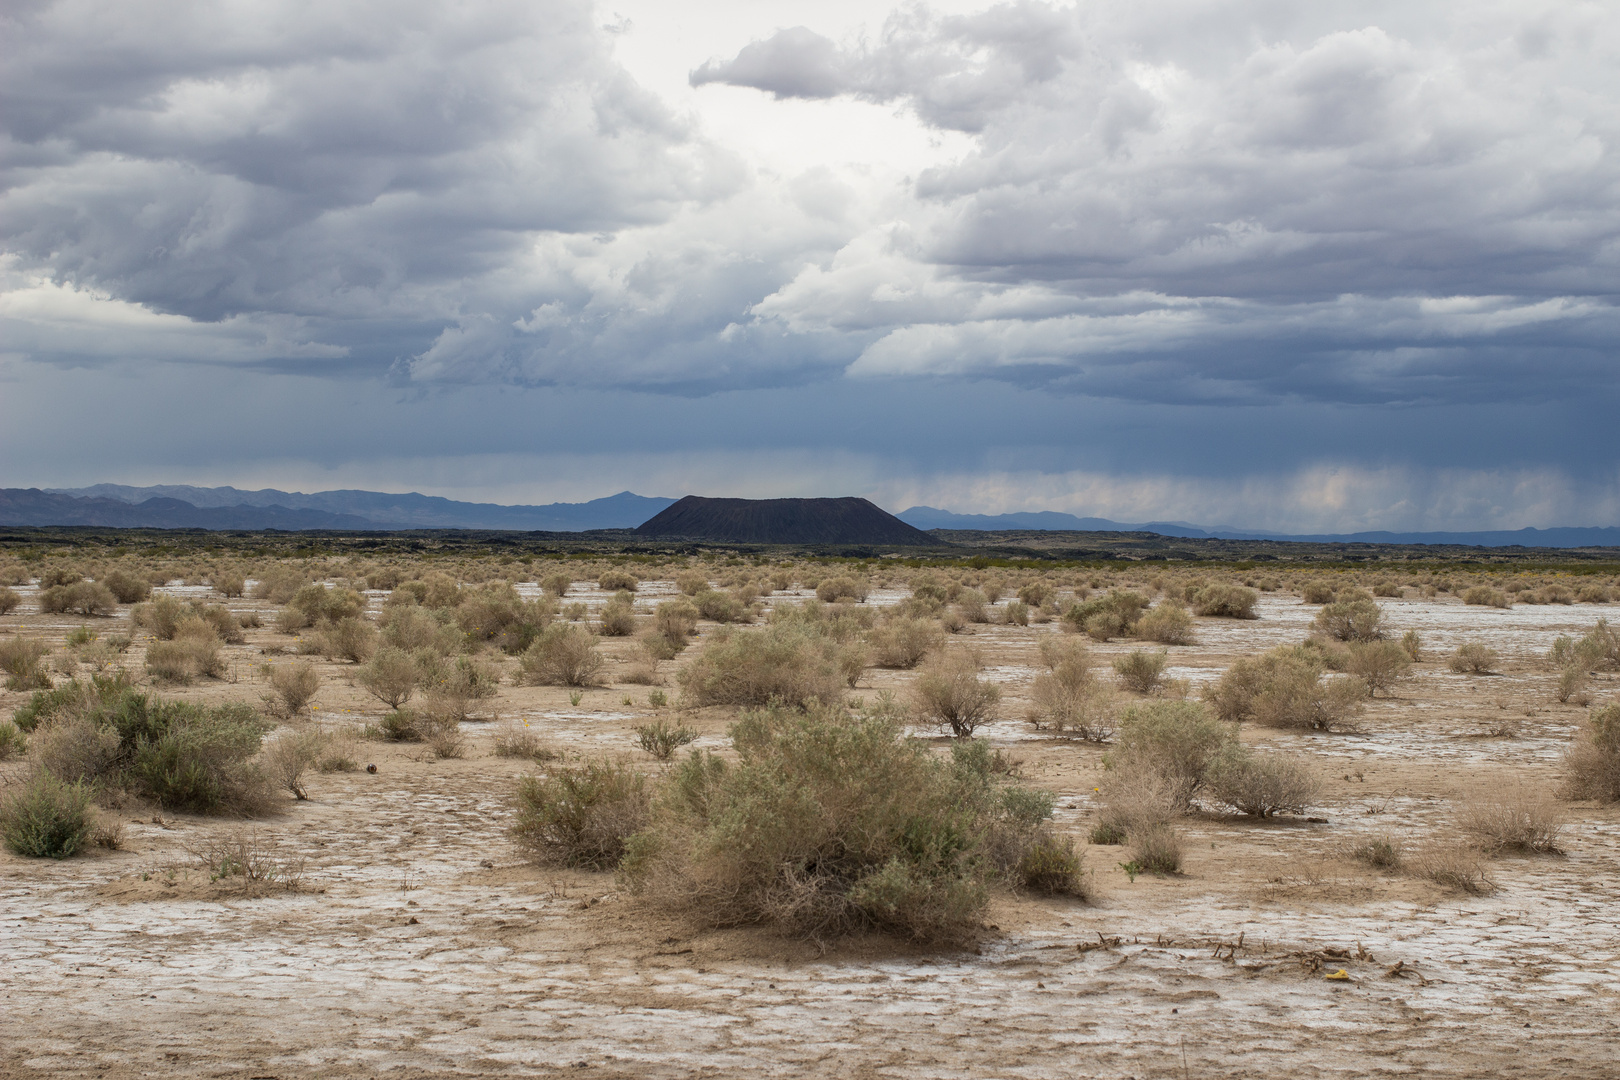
[0,587,20,615]
[125,702,274,814]
[1002,599,1030,626]
[1017,581,1054,607]
[1409,845,1496,895]
[1126,823,1183,875]
[0,719,26,760]
[192,603,246,644]
[1312,599,1385,642]
[519,624,606,687]
[1556,664,1591,705]
[1029,639,1115,741]
[262,663,321,719]
[1299,581,1337,604]
[456,583,554,654]
[598,592,637,636]
[1576,583,1612,603]
[262,729,325,800]
[1104,700,1234,813]
[1204,745,1320,817]
[212,570,247,598]
[356,646,417,708]
[1191,584,1259,619]
[1562,702,1620,802]
[1457,786,1563,853]
[1134,601,1195,645]
[913,652,1001,738]
[380,605,461,655]
[279,583,366,632]
[541,572,573,598]
[39,565,83,588]
[1372,579,1404,598]
[621,702,1066,943]
[1,772,94,858]
[678,623,848,708]
[1113,649,1168,694]
[250,567,312,604]
[511,760,650,870]
[1064,591,1149,640]
[11,672,134,732]
[652,599,699,646]
[1346,832,1404,870]
[695,589,752,624]
[1343,639,1413,697]
[674,570,709,596]
[0,636,52,691]
[186,830,307,893]
[1449,642,1499,674]
[598,568,639,592]
[1205,646,1366,731]
[493,721,556,761]
[372,708,426,742]
[39,582,119,617]
[955,588,989,624]
[1400,629,1423,661]
[868,616,944,669]
[1016,834,1085,895]
[102,569,152,604]
[32,715,123,785]
[145,627,224,684]
[420,655,501,722]
[308,616,377,663]
[635,719,698,761]
[816,576,868,604]
[1463,585,1511,609]
[132,594,188,639]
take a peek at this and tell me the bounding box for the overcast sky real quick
[2,0,1616,530]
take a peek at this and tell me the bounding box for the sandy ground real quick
[3,582,1619,1078]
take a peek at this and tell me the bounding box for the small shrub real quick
[373,708,425,742]
[695,589,752,624]
[1,772,94,858]
[1205,646,1366,732]
[39,582,119,617]
[310,616,377,663]
[0,587,21,615]
[1347,832,1403,870]
[1372,580,1404,598]
[1065,591,1149,640]
[1463,585,1511,609]
[511,760,650,869]
[427,721,466,760]
[145,629,224,684]
[1409,845,1496,894]
[1113,649,1168,694]
[1029,639,1115,741]
[185,830,307,894]
[816,576,868,604]
[675,570,709,596]
[1400,629,1423,661]
[868,616,944,669]
[913,652,1001,738]
[542,572,573,598]
[1002,599,1030,626]
[1449,642,1498,674]
[212,570,247,599]
[518,624,606,687]
[1204,745,1320,818]
[1127,823,1182,874]
[1016,834,1085,895]
[102,570,152,604]
[1312,599,1385,642]
[1134,601,1195,645]
[355,647,418,708]
[598,569,639,593]
[420,655,500,723]
[678,623,847,708]
[1299,581,1336,604]
[494,722,556,761]
[1343,639,1413,697]
[1561,701,1620,802]
[598,593,637,636]
[1104,700,1233,813]
[262,729,325,800]
[0,636,52,691]
[653,600,699,645]
[1191,584,1258,619]
[262,663,321,719]
[0,719,26,760]
[635,719,698,761]
[1457,786,1563,853]
[1089,822,1126,845]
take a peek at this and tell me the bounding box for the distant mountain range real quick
[3,485,1614,548]
[638,496,944,546]
[12,486,677,531]
[895,506,1620,549]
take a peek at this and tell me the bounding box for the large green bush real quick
[677,622,850,708]
[1,772,94,858]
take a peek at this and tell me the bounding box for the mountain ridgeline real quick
[635,496,945,546]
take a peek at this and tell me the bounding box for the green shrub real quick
[511,760,650,869]
[635,719,698,761]
[677,623,848,708]
[1105,700,1234,812]
[1191,584,1258,619]
[621,702,1066,943]
[1064,591,1149,640]
[1204,745,1320,817]
[0,719,26,760]
[279,583,365,632]
[0,636,52,691]
[1126,823,1183,875]
[1205,646,1367,731]
[1113,649,1168,694]
[913,651,1001,738]
[12,672,135,732]
[1016,834,1085,895]
[456,583,554,654]
[356,646,417,708]
[39,582,119,617]
[1312,599,1385,642]
[102,570,152,604]
[1134,601,1195,645]
[1,772,94,858]
[518,624,606,687]
[868,616,943,669]
[1449,642,1498,674]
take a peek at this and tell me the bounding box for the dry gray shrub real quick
[1449,642,1499,674]
[1345,831,1403,870]
[1299,581,1336,604]
[598,592,637,636]
[598,568,639,592]
[1409,844,1496,895]
[1113,649,1168,694]
[261,729,325,800]
[1029,638,1115,741]
[1190,583,1259,619]
[1561,701,1620,802]
[542,572,573,598]
[1126,823,1183,875]
[868,616,944,669]
[1457,785,1563,853]
[1463,585,1511,608]
[510,760,650,870]
[186,830,308,895]
[1205,646,1366,731]
[493,721,557,762]
[1134,601,1196,645]
[0,637,52,691]
[355,647,417,708]
[1204,745,1321,818]
[1312,599,1385,642]
[262,663,320,719]
[815,576,868,603]
[1400,629,1423,661]
[913,651,1001,738]
[1343,639,1413,697]
[1103,700,1233,815]
[518,624,606,687]
[0,587,20,616]
[677,623,848,708]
